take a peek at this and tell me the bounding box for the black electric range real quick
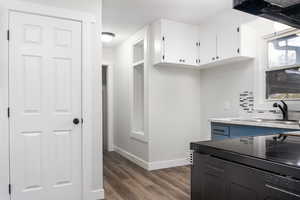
[191,134,300,179]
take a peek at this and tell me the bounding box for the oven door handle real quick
[265,184,300,198]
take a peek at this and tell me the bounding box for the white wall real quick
[198,9,300,137]
[0,3,9,200]
[113,8,300,169]
[17,0,99,14]
[103,47,115,64]
[149,65,202,163]
[114,29,149,162]
[198,10,258,137]
[200,61,255,138]
[114,24,202,167]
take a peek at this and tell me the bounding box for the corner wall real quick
[148,64,202,165]
[114,29,149,163]
[200,61,255,139]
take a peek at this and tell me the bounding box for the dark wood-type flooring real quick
[103,151,191,200]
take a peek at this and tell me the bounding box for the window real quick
[130,38,147,142]
[266,67,300,100]
[268,32,300,68]
[266,30,300,100]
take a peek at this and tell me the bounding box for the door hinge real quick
[7,107,10,118]
[8,184,11,195]
[7,30,10,41]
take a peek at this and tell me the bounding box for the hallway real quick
[103,152,190,200]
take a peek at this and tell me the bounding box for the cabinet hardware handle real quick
[212,57,215,61]
[216,56,219,59]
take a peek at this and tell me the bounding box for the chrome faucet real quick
[273,100,288,121]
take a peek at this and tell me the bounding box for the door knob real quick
[73,118,80,125]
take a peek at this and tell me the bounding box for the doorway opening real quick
[102,64,114,152]
[102,65,108,151]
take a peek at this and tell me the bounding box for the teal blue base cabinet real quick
[211,122,298,140]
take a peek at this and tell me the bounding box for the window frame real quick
[265,29,300,101]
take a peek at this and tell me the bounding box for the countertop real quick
[191,133,300,179]
[210,118,300,130]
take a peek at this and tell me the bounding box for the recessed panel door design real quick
[9,11,82,200]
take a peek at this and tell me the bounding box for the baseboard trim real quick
[85,188,105,200]
[113,146,190,171]
[148,158,190,171]
[114,146,148,170]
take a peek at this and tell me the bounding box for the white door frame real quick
[102,63,114,152]
[0,1,104,200]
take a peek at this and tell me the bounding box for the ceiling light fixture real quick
[101,32,116,43]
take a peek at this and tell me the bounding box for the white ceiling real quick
[103,0,232,47]
[16,0,233,47]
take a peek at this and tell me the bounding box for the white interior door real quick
[9,11,82,200]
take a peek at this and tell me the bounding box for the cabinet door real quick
[184,25,200,66]
[192,153,227,200]
[162,20,187,64]
[217,25,240,60]
[199,26,217,65]
[226,162,262,200]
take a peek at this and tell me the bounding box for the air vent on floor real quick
[188,150,194,165]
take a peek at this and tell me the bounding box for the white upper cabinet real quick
[152,19,200,67]
[183,25,201,66]
[199,25,217,65]
[217,25,240,61]
[151,18,257,69]
[199,22,257,68]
